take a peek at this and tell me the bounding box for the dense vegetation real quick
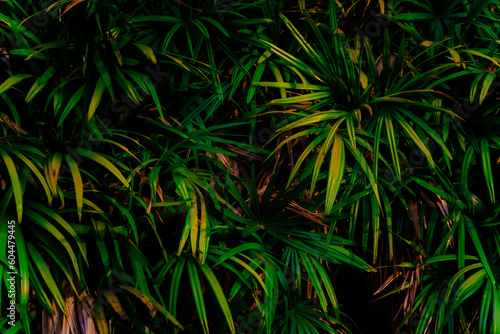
[1,0,500,333]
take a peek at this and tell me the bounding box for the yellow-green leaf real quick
[102,290,127,320]
[325,134,345,214]
[88,77,106,120]
[65,155,83,221]
[93,302,109,334]
[0,148,23,222]
[76,149,130,188]
[134,44,157,64]
[0,74,32,95]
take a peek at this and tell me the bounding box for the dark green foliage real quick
[0,0,500,333]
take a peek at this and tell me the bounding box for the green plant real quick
[1,1,500,333]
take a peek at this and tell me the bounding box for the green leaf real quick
[27,243,67,315]
[114,67,141,105]
[0,74,32,95]
[247,62,266,103]
[3,147,51,205]
[198,196,209,264]
[93,302,109,334]
[371,193,380,264]
[25,66,56,103]
[186,258,209,334]
[0,148,23,222]
[480,138,495,203]
[270,91,332,104]
[311,122,339,197]
[214,243,264,266]
[44,153,62,204]
[24,207,85,277]
[412,177,455,203]
[177,210,191,256]
[299,251,329,318]
[385,114,401,181]
[200,17,230,37]
[492,284,500,333]
[134,43,157,64]
[189,192,198,257]
[150,297,184,330]
[464,216,496,285]
[311,256,339,318]
[120,285,156,313]
[58,84,86,125]
[88,77,106,121]
[64,154,83,222]
[76,149,130,188]
[168,257,185,319]
[198,260,235,334]
[106,196,138,244]
[392,112,435,168]
[13,223,30,332]
[393,13,437,21]
[466,0,491,24]
[131,15,182,24]
[346,143,382,211]
[92,51,114,100]
[325,134,345,214]
[479,72,495,105]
